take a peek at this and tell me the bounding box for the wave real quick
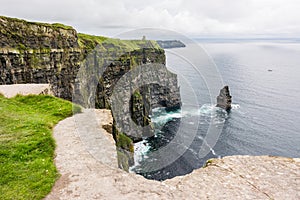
[151,103,240,125]
[231,104,240,110]
[130,140,151,172]
[130,103,240,172]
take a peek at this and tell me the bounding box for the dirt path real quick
[2,84,298,199]
[45,109,300,200]
[45,109,168,200]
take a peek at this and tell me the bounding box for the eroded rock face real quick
[0,16,180,109]
[0,16,82,100]
[216,85,232,111]
[0,15,181,148]
[0,16,78,49]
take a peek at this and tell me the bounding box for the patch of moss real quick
[116,133,134,153]
[112,123,134,153]
[77,33,108,50]
[203,159,215,168]
[17,43,28,51]
[72,104,82,114]
[39,48,51,54]
[51,23,74,30]
[133,90,142,100]
[78,32,162,55]
[0,16,75,31]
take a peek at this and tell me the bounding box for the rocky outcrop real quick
[216,85,232,111]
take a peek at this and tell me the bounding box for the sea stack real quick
[216,86,232,111]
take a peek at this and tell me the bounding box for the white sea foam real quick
[129,140,151,172]
[131,103,240,170]
[151,103,239,125]
[231,104,240,110]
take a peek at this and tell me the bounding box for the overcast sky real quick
[1,0,300,38]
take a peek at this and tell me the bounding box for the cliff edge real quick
[46,109,300,199]
[0,15,181,171]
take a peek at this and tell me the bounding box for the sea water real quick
[130,41,300,180]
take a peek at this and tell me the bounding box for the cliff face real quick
[0,16,181,168]
[0,16,82,100]
[0,16,78,49]
[0,16,180,106]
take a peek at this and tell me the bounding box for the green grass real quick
[203,159,215,168]
[77,33,108,50]
[78,32,161,52]
[133,89,142,100]
[116,133,134,153]
[0,16,74,31]
[0,94,81,200]
[50,23,74,30]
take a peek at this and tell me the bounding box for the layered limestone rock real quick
[0,16,78,49]
[0,16,181,170]
[0,15,180,112]
[216,85,232,111]
[0,16,81,100]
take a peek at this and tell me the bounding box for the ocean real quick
[130,41,300,180]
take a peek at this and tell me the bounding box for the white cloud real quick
[1,0,300,37]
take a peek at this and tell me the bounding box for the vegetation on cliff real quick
[117,133,134,152]
[0,16,74,30]
[0,15,162,53]
[0,16,78,49]
[0,94,81,199]
[112,123,134,153]
[78,32,161,53]
[0,15,180,176]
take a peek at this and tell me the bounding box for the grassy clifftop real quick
[0,16,74,31]
[0,15,162,52]
[0,94,81,199]
[0,16,78,49]
[78,33,161,52]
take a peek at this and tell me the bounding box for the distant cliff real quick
[0,16,181,170]
[156,40,185,49]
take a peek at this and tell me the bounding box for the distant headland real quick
[156,40,186,49]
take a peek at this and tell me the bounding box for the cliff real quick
[0,16,81,100]
[0,16,181,170]
[156,40,186,49]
